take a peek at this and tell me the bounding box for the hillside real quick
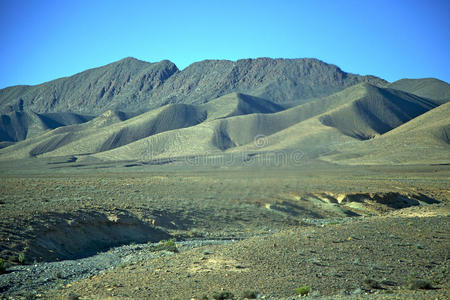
[321,102,450,165]
[1,83,438,164]
[0,111,92,144]
[0,57,387,115]
[152,58,387,106]
[0,57,448,166]
[0,58,179,114]
[0,93,284,160]
[388,78,450,104]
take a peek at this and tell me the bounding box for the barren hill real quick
[1,83,444,165]
[0,92,284,160]
[0,57,386,115]
[0,58,178,114]
[321,101,450,165]
[388,78,450,104]
[0,57,448,166]
[0,111,92,145]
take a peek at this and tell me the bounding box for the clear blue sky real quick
[0,0,449,88]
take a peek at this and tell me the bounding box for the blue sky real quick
[0,0,449,88]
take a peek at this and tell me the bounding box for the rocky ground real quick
[43,208,449,300]
[0,162,449,299]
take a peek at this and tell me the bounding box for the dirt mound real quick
[306,192,439,215]
[24,211,170,262]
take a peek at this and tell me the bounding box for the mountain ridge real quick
[0,57,387,115]
[1,83,445,165]
[387,78,450,104]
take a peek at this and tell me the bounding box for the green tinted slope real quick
[321,102,450,165]
[0,111,92,142]
[0,93,283,159]
[388,78,450,104]
[89,84,438,162]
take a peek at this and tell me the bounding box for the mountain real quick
[321,101,450,165]
[0,58,179,114]
[0,57,448,166]
[224,83,438,155]
[388,78,450,104]
[0,92,284,160]
[80,83,444,163]
[0,57,387,115]
[0,111,92,144]
[1,83,443,165]
[150,58,387,106]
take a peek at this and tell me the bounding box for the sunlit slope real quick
[0,93,283,160]
[227,84,437,154]
[318,85,436,139]
[0,58,178,114]
[0,104,206,160]
[388,78,450,104]
[321,102,450,165]
[0,84,440,164]
[89,84,438,162]
[87,84,373,161]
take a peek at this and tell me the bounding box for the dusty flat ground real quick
[0,160,449,299]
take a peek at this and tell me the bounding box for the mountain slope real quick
[0,58,179,114]
[0,57,387,115]
[320,102,450,165]
[223,84,437,156]
[0,111,92,143]
[388,78,450,104]
[0,84,437,162]
[154,58,387,106]
[82,84,438,162]
[318,85,437,140]
[0,93,284,160]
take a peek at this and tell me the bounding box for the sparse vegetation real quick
[117,262,129,269]
[0,166,448,299]
[18,252,26,264]
[22,292,37,300]
[149,239,178,253]
[296,286,310,296]
[242,290,258,299]
[212,291,235,300]
[0,258,6,274]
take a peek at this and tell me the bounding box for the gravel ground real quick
[40,213,449,300]
[0,166,448,299]
[0,240,236,298]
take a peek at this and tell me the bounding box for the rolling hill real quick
[1,82,446,165]
[0,92,284,160]
[320,101,450,165]
[388,78,450,104]
[0,57,448,166]
[0,111,92,144]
